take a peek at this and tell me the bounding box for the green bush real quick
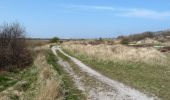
[50,37,59,43]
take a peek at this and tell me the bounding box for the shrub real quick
[0,22,33,69]
[117,32,155,42]
[129,31,155,41]
[99,37,103,42]
[120,38,130,45]
[50,37,59,43]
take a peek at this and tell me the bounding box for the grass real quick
[19,65,38,92]
[56,50,70,61]
[11,51,63,100]
[26,39,49,48]
[33,51,64,100]
[0,75,17,92]
[0,45,65,100]
[0,68,23,92]
[63,46,170,100]
[46,50,86,100]
[0,49,64,100]
[7,65,39,100]
[0,65,39,99]
[62,43,167,66]
[0,66,37,92]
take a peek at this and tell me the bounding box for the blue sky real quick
[0,0,170,38]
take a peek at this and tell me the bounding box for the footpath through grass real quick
[46,50,86,100]
[63,49,170,100]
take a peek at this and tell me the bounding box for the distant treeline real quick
[118,30,170,42]
[26,38,71,41]
[26,38,51,40]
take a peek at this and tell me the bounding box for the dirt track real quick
[52,46,158,100]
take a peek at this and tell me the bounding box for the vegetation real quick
[50,37,60,43]
[99,37,103,42]
[120,37,130,45]
[118,30,170,42]
[0,75,17,92]
[46,50,86,100]
[35,52,64,100]
[129,31,155,41]
[0,65,38,99]
[62,42,170,100]
[26,39,49,48]
[0,22,169,100]
[0,23,33,70]
[62,42,167,65]
[0,45,64,100]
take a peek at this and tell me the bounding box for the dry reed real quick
[62,42,168,65]
[34,53,64,100]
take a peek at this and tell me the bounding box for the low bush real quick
[120,37,130,45]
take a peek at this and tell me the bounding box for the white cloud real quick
[65,4,170,19]
[66,4,115,11]
[118,8,170,19]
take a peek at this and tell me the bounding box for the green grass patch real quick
[0,66,37,92]
[63,49,170,100]
[46,50,62,75]
[46,50,86,100]
[18,65,38,91]
[56,50,70,61]
[0,75,17,91]
[17,65,39,100]
[0,65,39,99]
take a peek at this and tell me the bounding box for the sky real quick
[0,0,170,39]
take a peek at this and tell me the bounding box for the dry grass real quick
[62,42,168,65]
[34,52,64,100]
[26,39,49,48]
[0,46,64,100]
[62,41,170,100]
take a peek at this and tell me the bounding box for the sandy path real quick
[52,46,158,100]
